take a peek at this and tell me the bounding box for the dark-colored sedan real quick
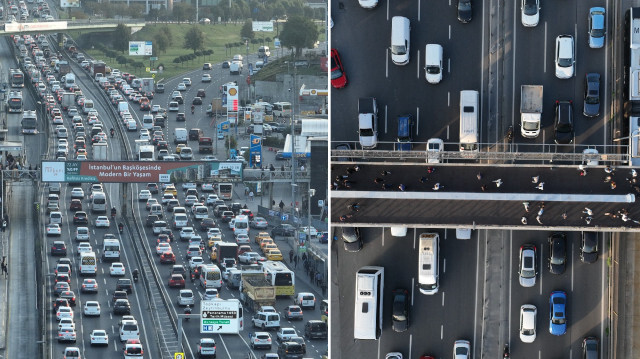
[554,100,574,144]
[73,211,88,225]
[197,89,206,98]
[176,113,186,122]
[583,73,600,117]
[147,183,159,194]
[342,227,362,252]
[116,278,133,293]
[59,290,76,306]
[582,336,598,359]
[222,61,230,68]
[113,299,131,315]
[330,48,348,89]
[580,232,598,263]
[457,0,472,23]
[192,96,203,105]
[548,232,567,274]
[391,289,409,332]
[51,241,67,256]
[112,290,128,303]
[200,218,216,231]
[272,224,296,237]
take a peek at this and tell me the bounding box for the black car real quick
[222,61,230,68]
[116,278,133,293]
[582,336,598,359]
[146,214,160,227]
[73,211,88,225]
[230,202,243,214]
[457,0,472,23]
[554,100,574,144]
[272,224,296,237]
[147,183,159,194]
[548,232,567,274]
[59,290,76,306]
[197,89,206,98]
[112,290,128,303]
[192,96,202,105]
[270,123,287,133]
[176,113,186,122]
[200,218,216,231]
[51,241,67,256]
[583,73,600,117]
[175,96,184,104]
[580,232,598,263]
[391,288,409,332]
[113,299,131,315]
[342,227,362,252]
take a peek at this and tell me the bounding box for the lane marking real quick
[544,22,547,73]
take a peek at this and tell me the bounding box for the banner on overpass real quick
[4,21,67,32]
[41,161,244,183]
[60,0,80,8]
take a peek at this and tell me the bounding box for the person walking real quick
[249,191,254,201]
[420,176,428,183]
[398,184,406,191]
[289,249,294,263]
[302,252,308,263]
[477,173,483,180]
[2,263,7,278]
[536,182,545,191]
[523,202,530,213]
[531,176,539,184]
[605,166,615,174]
[293,255,298,268]
[583,207,593,216]
[579,169,588,176]
[611,181,617,190]
[481,185,488,192]
[279,200,285,211]
[433,183,442,191]
[493,179,503,187]
[561,211,568,220]
[536,215,543,224]
[381,170,391,176]
[521,216,528,224]
[374,177,384,184]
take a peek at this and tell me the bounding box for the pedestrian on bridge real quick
[381,170,392,176]
[420,176,428,184]
[433,183,442,191]
[631,169,638,178]
[561,212,568,220]
[532,176,539,184]
[583,216,593,225]
[583,207,593,216]
[249,191,254,201]
[579,169,588,176]
[521,217,527,224]
[398,184,406,191]
[477,173,483,180]
[604,175,612,183]
[374,177,384,184]
[536,215,543,224]
[493,179,503,188]
[605,166,615,174]
[611,182,617,190]
[523,202,530,213]
[289,249,294,263]
[536,182,545,191]
[382,183,393,190]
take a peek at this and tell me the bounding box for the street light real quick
[306,188,315,241]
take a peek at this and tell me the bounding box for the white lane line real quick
[448,58,451,74]
[386,48,389,78]
[574,22,578,78]
[386,0,390,20]
[416,107,420,136]
[447,125,450,140]
[448,92,450,107]
[442,291,445,307]
[409,334,413,359]
[571,240,575,292]
[443,258,447,273]
[600,233,606,351]
[539,243,543,296]
[441,324,444,340]
[508,231,513,346]
[474,230,483,358]
[378,336,382,358]
[479,0,486,147]
[418,0,421,21]
[544,22,547,73]
[384,105,388,134]
[449,25,451,40]
[417,49,421,79]
[382,227,385,247]
[413,229,417,249]
[411,277,415,306]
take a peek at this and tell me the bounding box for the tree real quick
[240,20,254,40]
[184,27,205,54]
[112,24,131,53]
[173,3,193,22]
[154,32,170,54]
[279,15,318,57]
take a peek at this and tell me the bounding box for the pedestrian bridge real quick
[0,19,146,35]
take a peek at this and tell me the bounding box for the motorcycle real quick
[118,223,124,234]
[503,344,509,359]
[132,269,139,282]
[184,305,192,321]
[506,126,514,142]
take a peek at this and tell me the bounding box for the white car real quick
[110,262,126,276]
[235,233,250,244]
[238,251,261,264]
[385,353,403,359]
[46,224,62,236]
[139,131,150,142]
[169,101,179,111]
[276,327,297,342]
[90,329,109,345]
[202,183,215,192]
[201,74,212,82]
[56,306,74,321]
[521,0,539,27]
[156,242,172,255]
[180,227,195,240]
[70,188,84,199]
[203,288,219,300]
[205,194,219,205]
[520,304,537,343]
[453,340,471,359]
[300,226,318,237]
[183,78,192,86]
[153,221,167,234]
[138,189,152,201]
[189,256,204,270]
[95,216,110,228]
[177,82,187,91]
[207,228,223,241]
[555,35,575,79]
[426,138,444,163]
[184,195,199,207]
[76,242,92,255]
[126,119,137,131]
[83,301,101,316]
[76,154,87,160]
[250,217,268,229]
[358,0,378,8]
[58,317,75,331]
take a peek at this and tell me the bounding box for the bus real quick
[79,252,97,276]
[10,68,23,88]
[21,110,37,134]
[273,102,292,118]
[103,238,121,261]
[262,261,295,296]
[218,183,233,200]
[199,264,223,288]
[7,91,22,113]
[354,266,384,340]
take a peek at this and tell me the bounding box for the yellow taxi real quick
[208,235,222,249]
[265,249,283,261]
[262,243,278,255]
[175,144,186,154]
[164,185,177,197]
[259,238,275,252]
[255,232,271,244]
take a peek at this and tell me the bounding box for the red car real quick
[331,48,348,89]
[69,199,82,211]
[160,251,176,264]
[168,274,185,288]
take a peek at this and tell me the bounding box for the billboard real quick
[129,41,153,56]
[41,161,243,183]
[60,0,80,8]
[250,134,262,167]
[200,299,242,334]
[252,21,274,32]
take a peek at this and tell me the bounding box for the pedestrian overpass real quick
[0,19,146,36]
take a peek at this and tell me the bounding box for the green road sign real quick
[203,319,231,324]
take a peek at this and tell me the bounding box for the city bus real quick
[218,183,233,200]
[7,91,22,113]
[10,68,23,88]
[262,260,295,296]
[354,266,384,340]
[79,251,97,276]
[21,110,37,134]
[102,238,121,261]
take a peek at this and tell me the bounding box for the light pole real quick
[306,188,315,242]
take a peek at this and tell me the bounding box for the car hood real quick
[589,36,604,49]
[519,276,536,287]
[522,12,539,27]
[556,65,573,79]
[549,262,566,274]
[554,130,573,144]
[583,102,600,117]
[343,240,362,252]
[549,322,566,335]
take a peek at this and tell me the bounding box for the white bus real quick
[102,238,121,261]
[273,102,292,118]
[262,260,295,296]
[459,90,479,152]
[354,266,384,340]
[418,233,439,295]
[218,183,233,200]
[199,264,223,288]
[79,251,97,275]
[90,192,107,213]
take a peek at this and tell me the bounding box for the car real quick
[239,251,262,264]
[47,224,62,237]
[83,301,101,316]
[272,224,295,237]
[51,240,67,255]
[138,189,152,201]
[584,73,600,117]
[95,216,110,227]
[554,100,574,144]
[160,251,176,264]
[56,306,74,321]
[183,77,192,86]
[520,304,537,343]
[117,278,133,293]
[177,289,195,306]
[54,282,71,296]
[203,288,219,300]
[548,232,567,274]
[588,7,606,49]
[81,278,98,293]
[62,346,82,358]
[180,227,195,240]
[189,256,204,270]
[113,299,131,315]
[276,327,297,342]
[583,337,599,359]
[250,331,272,349]
[555,35,575,79]
[90,329,109,345]
[112,291,128,304]
[110,262,126,276]
[200,218,216,231]
[222,61,230,68]
[169,274,186,288]
[518,244,537,287]
[284,305,304,320]
[391,289,409,332]
[201,74,212,82]
[176,112,186,122]
[197,338,217,358]
[57,328,77,343]
[521,0,539,27]
[266,249,283,261]
[203,63,212,70]
[192,96,203,105]
[342,227,362,252]
[156,242,172,255]
[330,49,348,89]
[73,211,88,225]
[453,340,471,359]
[457,0,472,23]
[177,82,187,91]
[59,290,77,306]
[70,187,84,199]
[250,217,268,229]
[549,291,567,335]
[385,353,403,359]
[69,199,82,211]
[169,101,179,111]
[581,232,598,263]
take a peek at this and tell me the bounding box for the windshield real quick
[523,0,537,15]
[426,65,440,75]
[558,57,572,68]
[556,124,572,133]
[391,45,406,56]
[360,128,374,136]
[523,120,540,131]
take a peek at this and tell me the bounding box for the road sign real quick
[174,354,185,359]
[200,299,242,333]
[150,56,158,61]
[145,67,151,72]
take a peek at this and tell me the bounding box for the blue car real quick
[588,7,605,49]
[395,114,414,151]
[549,291,567,335]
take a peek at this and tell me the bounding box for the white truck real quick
[141,78,154,98]
[61,92,75,111]
[358,97,378,149]
[230,61,243,75]
[93,142,108,160]
[520,85,543,138]
[134,139,154,160]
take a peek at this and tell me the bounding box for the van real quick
[49,182,61,194]
[194,206,209,220]
[118,101,128,115]
[233,214,249,236]
[150,204,163,218]
[304,320,328,339]
[174,128,187,145]
[424,44,443,84]
[142,114,153,129]
[90,192,107,213]
[418,233,439,295]
[119,319,140,342]
[49,211,62,225]
[273,102,292,118]
[390,16,411,65]
[252,311,281,330]
[258,46,271,58]
[459,90,479,152]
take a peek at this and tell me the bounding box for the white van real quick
[252,311,281,330]
[150,204,163,218]
[119,319,140,342]
[273,102,292,118]
[193,205,209,220]
[258,46,270,58]
[142,114,153,129]
[459,90,479,152]
[424,44,443,84]
[90,192,107,213]
[233,214,249,236]
[418,233,439,295]
[390,16,410,65]
[174,128,187,145]
[118,101,128,115]
[82,99,94,114]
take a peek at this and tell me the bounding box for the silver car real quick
[518,244,537,287]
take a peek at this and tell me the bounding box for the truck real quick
[239,272,276,311]
[520,85,543,138]
[57,60,70,77]
[134,139,154,161]
[141,78,154,98]
[93,142,108,160]
[61,92,75,111]
[229,61,243,75]
[213,242,238,265]
[358,97,379,149]
[198,137,213,153]
[206,98,224,117]
[90,61,106,79]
